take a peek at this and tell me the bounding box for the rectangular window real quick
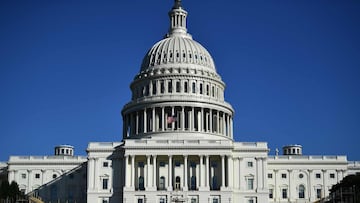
[268,173,273,179]
[35,173,40,179]
[281,173,287,179]
[176,81,180,92]
[103,162,109,167]
[138,162,144,167]
[247,161,253,167]
[247,178,254,190]
[159,161,165,167]
[330,173,335,178]
[168,80,172,93]
[21,174,26,179]
[137,199,143,203]
[316,173,321,179]
[175,161,181,167]
[316,188,322,199]
[191,198,197,203]
[192,82,196,93]
[282,188,288,199]
[199,83,203,94]
[152,81,157,95]
[102,200,108,203]
[212,199,219,203]
[248,200,254,203]
[160,198,166,203]
[269,188,273,198]
[160,81,165,93]
[102,178,108,190]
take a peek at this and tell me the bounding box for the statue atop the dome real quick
[173,0,182,9]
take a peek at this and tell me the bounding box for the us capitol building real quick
[1,1,359,203]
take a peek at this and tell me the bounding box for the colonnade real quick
[123,106,233,138]
[270,169,346,202]
[124,154,237,191]
[132,78,224,101]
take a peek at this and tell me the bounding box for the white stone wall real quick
[7,155,86,194]
[267,155,348,203]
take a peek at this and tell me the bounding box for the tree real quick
[328,173,360,203]
[0,181,22,203]
[0,180,10,201]
[8,181,21,202]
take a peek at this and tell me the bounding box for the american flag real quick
[167,115,177,124]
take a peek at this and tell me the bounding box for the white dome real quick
[140,36,216,72]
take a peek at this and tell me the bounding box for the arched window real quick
[190,176,196,190]
[159,176,166,190]
[299,185,305,198]
[138,176,144,190]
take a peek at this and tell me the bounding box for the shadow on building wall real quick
[30,163,87,203]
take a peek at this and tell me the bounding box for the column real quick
[143,109,147,133]
[152,107,156,132]
[209,109,213,133]
[168,155,173,190]
[162,107,165,131]
[200,155,204,188]
[190,107,194,131]
[136,112,139,134]
[230,117,233,137]
[27,170,32,193]
[184,155,188,190]
[8,170,15,183]
[221,155,225,189]
[131,155,135,188]
[226,114,230,137]
[124,156,130,187]
[200,108,204,132]
[216,111,220,133]
[228,155,233,188]
[262,158,267,190]
[171,106,175,130]
[41,169,45,185]
[146,155,151,188]
[274,170,278,201]
[222,113,226,136]
[205,155,210,189]
[256,158,262,190]
[197,109,201,132]
[153,155,157,189]
[205,110,208,132]
[322,169,327,197]
[308,169,313,201]
[239,158,244,190]
[181,106,185,130]
[288,169,292,201]
[94,158,99,190]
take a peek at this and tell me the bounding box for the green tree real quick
[8,181,21,202]
[0,180,10,201]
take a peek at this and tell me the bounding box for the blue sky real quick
[1,0,359,161]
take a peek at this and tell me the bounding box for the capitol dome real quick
[122,0,234,140]
[140,36,216,72]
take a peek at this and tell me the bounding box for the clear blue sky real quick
[1,0,359,161]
